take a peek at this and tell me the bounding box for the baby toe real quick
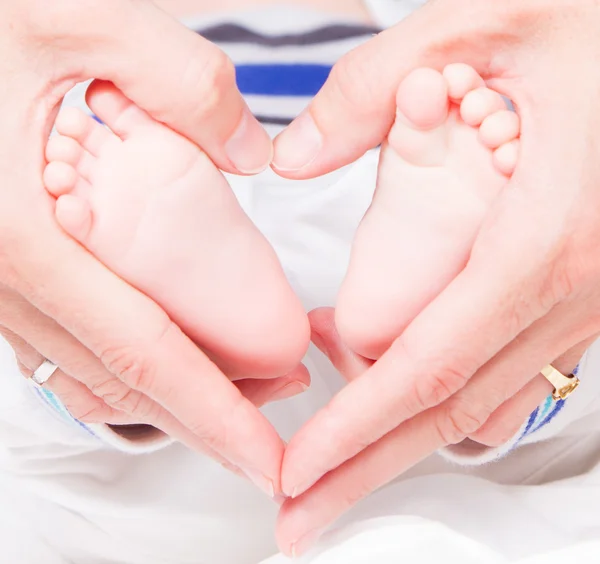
[396,68,449,130]
[55,107,115,156]
[443,63,485,101]
[460,87,507,127]
[46,135,83,166]
[479,110,520,149]
[43,162,78,197]
[493,139,520,176]
[86,80,155,139]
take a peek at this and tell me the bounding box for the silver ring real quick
[30,360,59,388]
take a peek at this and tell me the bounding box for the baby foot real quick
[336,65,520,359]
[44,81,309,377]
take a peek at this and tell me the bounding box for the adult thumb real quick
[42,0,272,174]
[271,0,513,178]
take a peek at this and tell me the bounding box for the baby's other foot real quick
[337,65,520,359]
[44,81,309,377]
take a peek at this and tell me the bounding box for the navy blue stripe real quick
[254,115,293,126]
[509,407,539,453]
[236,64,331,96]
[197,23,381,47]
[522,407,539,437]
[527,399,566,436]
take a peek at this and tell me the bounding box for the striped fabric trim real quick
[193,20,379,127]
[199,23,380,46]
[33,386,98,439]
[235,64,332,96]
[513,363,580,446]
[439,362,582,466]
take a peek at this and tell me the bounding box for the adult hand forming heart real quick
[0,0,312,499]
[273,0,600,556]
[3,0,600,561]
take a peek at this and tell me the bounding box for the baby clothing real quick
[2,1,600,562]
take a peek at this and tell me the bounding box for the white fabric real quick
[2,1,600,563]
[363,0,427,26]
[3,148,600,561]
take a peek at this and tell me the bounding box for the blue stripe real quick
[235,64,332,96]
[35,387,97,438]
[508,407,540,454]
[532,395,554,432]
[529,398,566,436]
[522,407,539,437]
[528,363,580,435]
[517,362,581,442]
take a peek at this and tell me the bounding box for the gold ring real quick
[541,364,580,401]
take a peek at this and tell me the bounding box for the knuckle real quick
[470,428,513,448]
[100,321,173,405]
[56,389,108,422]
[318,397,377,456]
[67,403,107,423]
[542,259,578,306]
[101,343,157,393]
[436,398,491,445]
[187,394,246,455]
[329,52,382,113]
[470,417,523,447]
[182,48,236,122]
[505,285,552,336]
[188,417,230,455]
[89,377,144,415]
[412,360,471,412]
[342,481,376,510]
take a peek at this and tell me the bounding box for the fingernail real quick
[221,461,247,479]
[286,479,314,499]
[243,467,275,498]
[291,528,325,558]
[225,106,273,174]
[270,381,309,403]
[272,111,322,172]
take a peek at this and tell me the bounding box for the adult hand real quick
[274,0,600,553]
[0,0,282,496]
[0,284,310,424]
[278,310,591,555]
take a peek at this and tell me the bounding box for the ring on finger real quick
[30,359,60,388]
[541,364,580,401]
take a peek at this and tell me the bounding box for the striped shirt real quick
[190,7,381,132]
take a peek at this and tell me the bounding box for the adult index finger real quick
[280,183,559,498]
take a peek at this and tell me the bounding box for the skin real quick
[0,0,305,497]
[273,0,600,556]
[3,0,600,559]
[154,0,371,19]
